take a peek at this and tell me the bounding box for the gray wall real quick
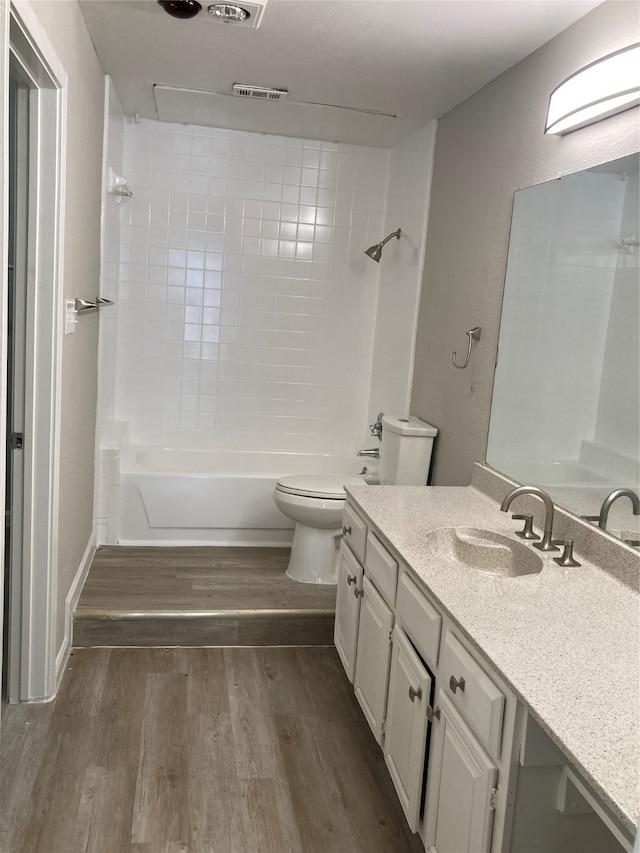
[411,1,640,485]
[29,0,105,652]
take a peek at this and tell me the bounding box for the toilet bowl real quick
[274,415,438,585]
[273,474,364,584]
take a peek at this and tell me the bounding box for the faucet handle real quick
[552,539,581,567]
[369,412,384,440]
[511,514,540,540]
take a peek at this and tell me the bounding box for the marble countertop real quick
[344,483,640,836]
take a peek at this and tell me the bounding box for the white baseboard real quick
[54,529,97,692]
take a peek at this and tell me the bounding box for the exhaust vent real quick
[232,83,288,101]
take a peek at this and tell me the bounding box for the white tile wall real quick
[371,121,437,422]
[96,78,126,543]
[104,119,389,452]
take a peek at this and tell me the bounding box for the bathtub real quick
[118,447,365,546]
[490,458,611,488]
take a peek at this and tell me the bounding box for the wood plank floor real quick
[75,547,336,647]
[0,647,424,853]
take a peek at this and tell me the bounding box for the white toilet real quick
[273,415,438,584]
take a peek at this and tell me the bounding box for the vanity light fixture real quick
[545,42,640,135]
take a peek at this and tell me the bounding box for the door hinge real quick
[490,787,498,811]
[389,629,393,643]
[381,719,386,735]
[10,432,24,450]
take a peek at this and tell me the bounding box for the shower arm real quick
[378,229,401,248]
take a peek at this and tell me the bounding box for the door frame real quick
[1,0,66,702]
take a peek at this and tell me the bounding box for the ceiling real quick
[79,0,603,147]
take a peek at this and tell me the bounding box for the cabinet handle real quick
[449,675,466,694]
[347,574,357,586]
[408,685,423,703]
[342,525,352,535]
[353,587,364,599]
[427,705,441,722]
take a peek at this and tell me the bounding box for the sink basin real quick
[424,527,543,577]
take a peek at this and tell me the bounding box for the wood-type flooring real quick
[74,547,336,647]
[0,647,424,853]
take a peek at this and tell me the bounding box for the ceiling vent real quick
[232,83,288,101]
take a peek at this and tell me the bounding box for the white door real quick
[354,574,393,745]
[424,690,497,853]
[384,625,433,831]
[334,543,363,683]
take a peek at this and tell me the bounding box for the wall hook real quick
[452,327,481,369]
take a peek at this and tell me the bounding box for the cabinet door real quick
[334,544,364,683]
[424,691,497,853]
[354,575,394,744]
[384,626,433,832]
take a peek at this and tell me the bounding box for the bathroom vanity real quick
[335,471,639,853]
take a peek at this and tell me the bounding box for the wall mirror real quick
[487,153,640,545]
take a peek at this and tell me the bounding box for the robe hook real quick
[452,327,481,369]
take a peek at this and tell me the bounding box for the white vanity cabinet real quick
[384,625,434,831]
[423,690,498,853]
[334,542,364,682]
[336,499,520,853]
[336,495,637,853]
[353,574,394,743]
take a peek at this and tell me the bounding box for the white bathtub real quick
[118,448,365,546]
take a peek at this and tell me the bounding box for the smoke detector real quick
[232,83,287,101]
[206,0,267,28]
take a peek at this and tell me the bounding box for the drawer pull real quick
[353,587,364,599]
[342,525,352,535]
[346,574,357,586]
[449,675,466,694]
[408,685,423,703]
[427,705,441,722]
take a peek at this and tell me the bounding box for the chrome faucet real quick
[357,448,380,459]
[500,485,559,552]
[596,488,640,532]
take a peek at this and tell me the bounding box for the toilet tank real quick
[380,416,438,485]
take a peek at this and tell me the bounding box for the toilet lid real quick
[275,474,363,499]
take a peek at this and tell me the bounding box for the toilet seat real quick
[275,474,363,500]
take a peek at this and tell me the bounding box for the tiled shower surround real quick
[102,119,391,453]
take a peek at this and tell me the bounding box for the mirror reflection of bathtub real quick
[117,448,365,546]
[487,152,640,543]
[488,458,640,540]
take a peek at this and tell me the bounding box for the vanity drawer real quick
[365,530,398,606]
[342,503,367,564]
[440,630,505,758]
[395,570,441,668]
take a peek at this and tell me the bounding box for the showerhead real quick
[364,228,401,263]
[365,243,383,262]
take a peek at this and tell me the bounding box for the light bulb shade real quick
[545,43,640,135]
